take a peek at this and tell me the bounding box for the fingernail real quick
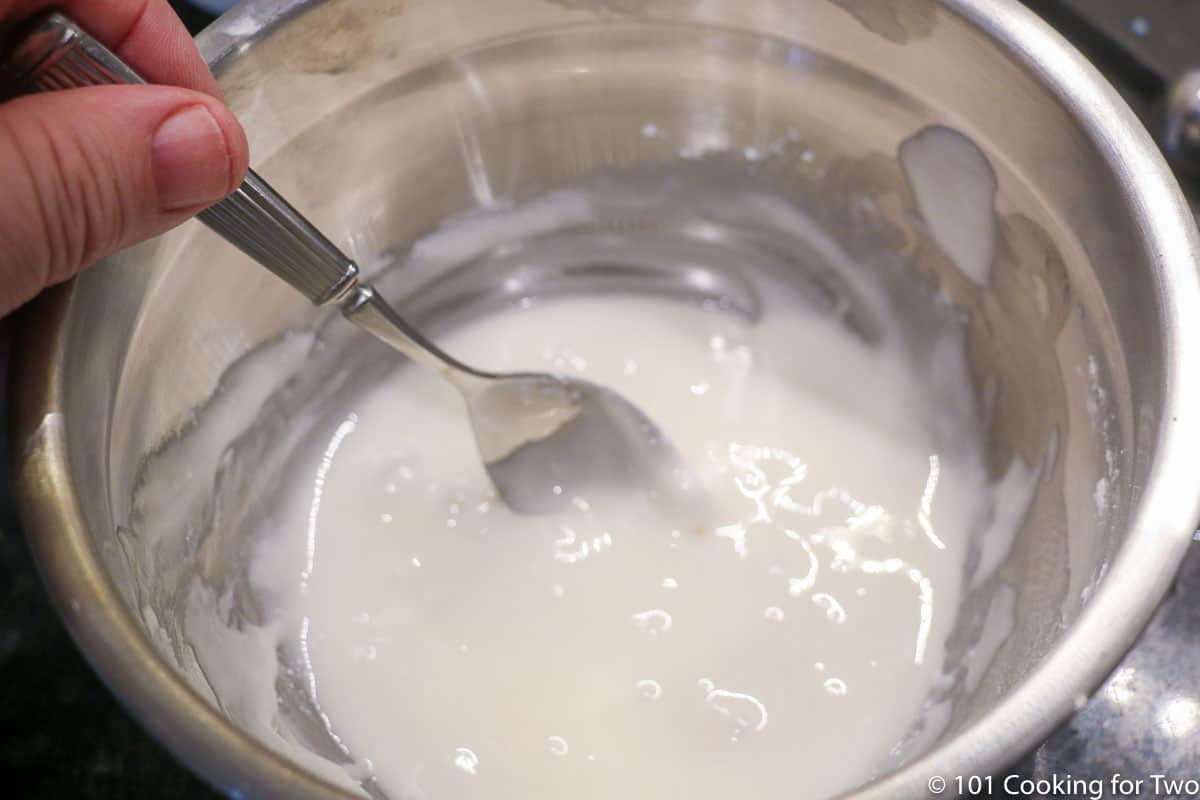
[152,105,231,211]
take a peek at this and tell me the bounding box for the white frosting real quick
[247,278,1004,798]
[899,126,998,287]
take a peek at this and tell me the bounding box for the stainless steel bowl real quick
[11,0,1200,797]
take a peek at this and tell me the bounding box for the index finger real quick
[1,0,220,95]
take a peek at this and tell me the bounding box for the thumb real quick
[0,84,249,316]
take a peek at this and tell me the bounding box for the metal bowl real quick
[11,0,1200,797]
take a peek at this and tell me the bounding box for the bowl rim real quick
[10,0,1200,798]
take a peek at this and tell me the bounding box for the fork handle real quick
[4,10,360,307]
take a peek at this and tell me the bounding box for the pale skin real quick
[0,0,250,316]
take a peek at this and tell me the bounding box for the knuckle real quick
[0,97,133,289]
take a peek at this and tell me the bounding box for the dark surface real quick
[1,1,1198,799]
[0,474,216,799]
[1033,0,1200,88]
[170,0,219,37]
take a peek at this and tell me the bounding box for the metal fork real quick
[5,10,689,514]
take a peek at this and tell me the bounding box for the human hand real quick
[0,0,250,316]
